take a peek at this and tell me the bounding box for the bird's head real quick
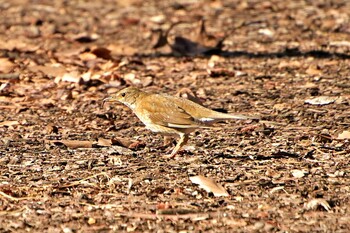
[103,87,143,110]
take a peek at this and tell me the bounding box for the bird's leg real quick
[165,133,189,158]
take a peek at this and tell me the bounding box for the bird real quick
[103,87,258,158]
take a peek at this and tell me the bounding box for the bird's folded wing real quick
[141,96,203,128]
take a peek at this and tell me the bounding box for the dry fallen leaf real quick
[189,175,229,197]
[337,130,350,140]
[291,169,307,178]
[304,198,331,212]
[111,137,143,149]
[53,140,93,149]
[0,121,20,127]
[258,28,275,37]
[91,47,112,60]
[60,72,82,84]
[305,96,338,105]
[97,138,112,147]
[124,73,141,85]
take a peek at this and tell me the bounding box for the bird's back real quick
[165,95,250,121]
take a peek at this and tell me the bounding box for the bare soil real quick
[1,0,350,232]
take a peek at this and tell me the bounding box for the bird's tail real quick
[202,111,260,122]
[225,113,260,120]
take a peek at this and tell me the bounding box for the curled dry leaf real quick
[112,137,144,149]
[304,198,331,212]
[305,96,338,105]
[189,175,229,197]
[91,47,112,60]
[53,140,93,149]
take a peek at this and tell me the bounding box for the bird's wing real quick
[140,95,204,129]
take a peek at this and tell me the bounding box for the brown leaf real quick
[189,175,229,197]
[91,47,112,60]
[111,137,138,149]
[54,140,93,149]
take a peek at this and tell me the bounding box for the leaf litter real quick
[0,0,350,232]
[190,175,229,197]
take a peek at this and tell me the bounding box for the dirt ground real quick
[1,0,350,232]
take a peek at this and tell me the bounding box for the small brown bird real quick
[103,87,258,158]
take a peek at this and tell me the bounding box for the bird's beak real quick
[102,96,114,108]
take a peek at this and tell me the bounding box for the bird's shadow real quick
[205,150,301,162]
[137,47,350,59]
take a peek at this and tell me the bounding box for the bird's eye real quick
[121,93,126,97]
